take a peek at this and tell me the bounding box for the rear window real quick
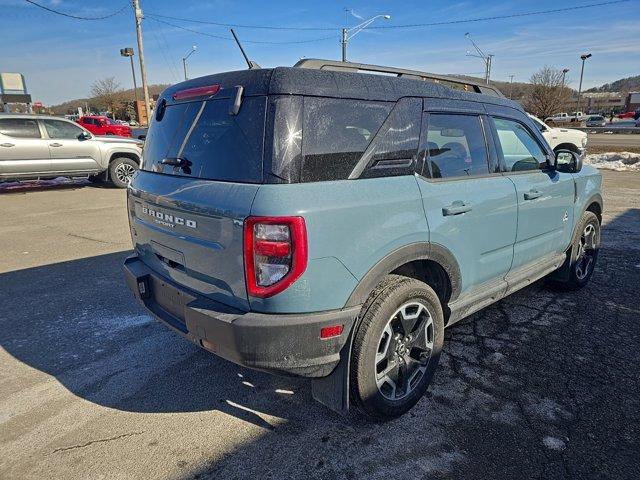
[0,118,41,138]
[142,96,265,183]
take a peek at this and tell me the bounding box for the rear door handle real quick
[49,143,63,147]
[442,201,473,216]
[0,143,15,147]
[524,189,543,200]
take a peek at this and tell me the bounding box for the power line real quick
[146,12,337,31]
[146,0,630,31]
[146,16,338,45]
[367,0,632,29]
[23,0,129,20]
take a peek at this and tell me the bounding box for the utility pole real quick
[341,28,348,62]
[132,0,151,125]
[509,74,514,99]
[575,54,591,116]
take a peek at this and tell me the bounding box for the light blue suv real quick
[123,60,602,419]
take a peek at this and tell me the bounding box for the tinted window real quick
[83,118,95,125]
[354,97,422,179]
[0,118,41,138]
[426,114,489,178]
[301,97,392,182]
[492,118,546,172]
[42,119,84,139]
[143,97,265,183]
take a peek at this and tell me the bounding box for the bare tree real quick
[524,67,572,120]
[90,77,125,118]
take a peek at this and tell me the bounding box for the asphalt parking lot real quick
[1,171,639,480]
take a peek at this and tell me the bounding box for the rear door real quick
[417,103,518,297]
[0,117,51,177]
[41,119,102,173]
[129,92,266,310]
[488,115,575,270]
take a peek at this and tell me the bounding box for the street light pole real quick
[465,33,494,85]
[576,54,591,116]
[132,0,151,126]
[561,68,569,89]
[120,48,139,104]
[340,14,391,62]
[182,46,197,81]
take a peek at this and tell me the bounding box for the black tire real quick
[350,275,444,420]
[106,132,114,135]
[551,211,600,290]
[108,157,138,188]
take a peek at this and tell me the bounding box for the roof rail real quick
[293,58,504,98]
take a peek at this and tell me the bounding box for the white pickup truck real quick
[528,114,588,156]
[544,111,588,123]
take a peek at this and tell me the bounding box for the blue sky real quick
[1,0,638,104]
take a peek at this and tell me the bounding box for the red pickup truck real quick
[77,115,132,137]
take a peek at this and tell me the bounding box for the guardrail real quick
[575,126,640,135]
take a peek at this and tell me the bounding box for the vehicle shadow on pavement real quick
[0,251,317,431]
[1,210,639,479]
[182,209,640,480]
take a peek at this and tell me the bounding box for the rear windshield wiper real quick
[161,157,191,167]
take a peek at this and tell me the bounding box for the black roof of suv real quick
[159,62,513,109]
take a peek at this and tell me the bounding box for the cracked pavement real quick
[1,170,639,479]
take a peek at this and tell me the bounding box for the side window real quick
[0,118,41,138]
[42,119,84,140]
[492,118,547,172]
[425,114,489,178]
[301,97,392,182]
[83,118,93,125]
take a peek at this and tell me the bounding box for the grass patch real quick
[587,145,640,155]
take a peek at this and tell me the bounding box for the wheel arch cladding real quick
[110,152,140,165]
[554,142,581,153]
[586,195,603,223]
[344,242,461,309]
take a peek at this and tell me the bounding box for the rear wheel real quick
[350,275,444,420]
[109,157,138,188]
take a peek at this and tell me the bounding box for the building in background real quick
[625,92,640,112]
[581,92,624,114]
[0,73,32,113]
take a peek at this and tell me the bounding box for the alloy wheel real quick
[115,163,136,185]
[375,302,434,401]
[575,223,597,280]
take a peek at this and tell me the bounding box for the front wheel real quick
[350,275,444,420]
[552,211,600,290]
[109,157,138,188]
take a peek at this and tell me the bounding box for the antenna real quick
[230,28,261,70]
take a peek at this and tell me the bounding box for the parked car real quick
[545,112,587,123]
[618,111,636,119]
[77,115,132,137]
[0,114,142,188]
[528,114,588,155]
[585,115,607,127]
[123,61,602,420]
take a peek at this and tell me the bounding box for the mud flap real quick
[548,249,572,282]
[311,329,353,414]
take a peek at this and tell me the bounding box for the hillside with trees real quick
[49,81,170,117]
[585,75,640,93]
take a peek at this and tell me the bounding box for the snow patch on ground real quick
[585,152,640,171]
[542,436,567,451]
[0,177,89,191]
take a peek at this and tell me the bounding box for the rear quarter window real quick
[301,97,392,182]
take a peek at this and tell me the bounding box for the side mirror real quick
[555,150,583,173]
[78,131,91,141]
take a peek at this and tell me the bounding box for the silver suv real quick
[0,114,143,188]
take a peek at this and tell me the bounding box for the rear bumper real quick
[123,255,360,378]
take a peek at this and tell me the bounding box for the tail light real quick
[244,216,307,298]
